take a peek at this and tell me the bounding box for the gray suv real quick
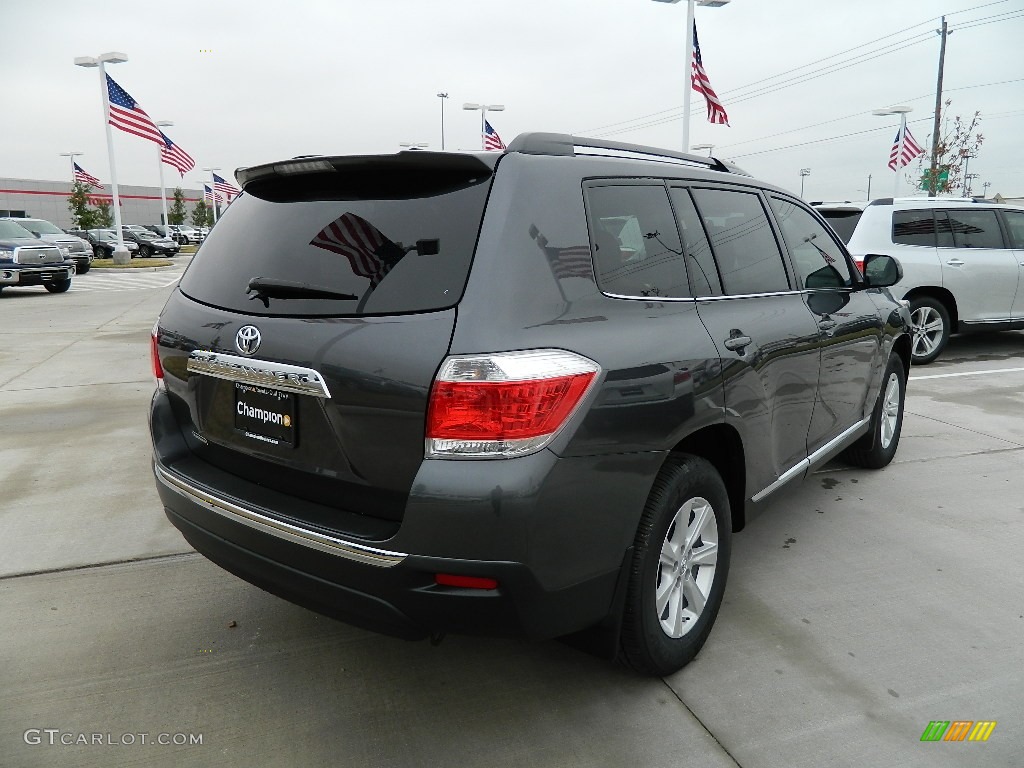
[816,198,1024,364]
[150,134,910,675]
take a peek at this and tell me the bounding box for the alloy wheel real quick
[656,496,719,638]
[910,305,944,360]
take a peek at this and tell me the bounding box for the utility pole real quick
[928,17,950,198]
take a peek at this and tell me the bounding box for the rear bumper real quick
[156,461,627,641]
[151,389,664,641]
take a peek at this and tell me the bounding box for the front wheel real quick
[843,354,906,469]
[620,455,731,676]
[908,297,950,365]
[140,245,153,258]
[45,278,72,294]
[78,262,90,274]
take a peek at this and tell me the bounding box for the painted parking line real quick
[69,273,181,292]
[912,366,1024,381]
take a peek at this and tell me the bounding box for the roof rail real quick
[505,132,744,175]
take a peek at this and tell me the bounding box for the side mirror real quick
[862,254,902,288]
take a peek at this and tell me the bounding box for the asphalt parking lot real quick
[2,265,1021,767]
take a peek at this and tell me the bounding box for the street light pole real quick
[74,51,130,264]
[155,120,173,227]
[59,151,84,183]
[691,143,715,156]
[437,92,448,150]
[872,106,914,199]
[463,103,505,150]
[651,0,730,153]
[799,168,811,199]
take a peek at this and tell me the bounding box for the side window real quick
[586,185,689,298]
[944,209,1005,249]
[892,210,936,247]
[669,187,722,296]
[1001,210,1024,249]
[691,188,790,295]
[769,197,852,289]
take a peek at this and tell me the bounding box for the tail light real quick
[151,321,165,389]
[854,259,865,275]
[426,349,600,458]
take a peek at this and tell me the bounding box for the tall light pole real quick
[74,51,130,264]
[691,143,715,156]
[651,0,730,153]
[59,151,84,183]
[799,168,811,199]
[873,105,914,198]
[463,103,505,150]
[155,120,173,227]
[202,166,221,223]
[437,92,448,150]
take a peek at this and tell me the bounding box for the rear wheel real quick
[621,455,731,676]
[45,278,71,293]
[843,354,906,469]
[908,296,950,365]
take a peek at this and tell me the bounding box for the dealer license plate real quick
[234,382,296,447]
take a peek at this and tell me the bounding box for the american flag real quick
[106,74,165,146]
[547,245,593,280]
[212,173,240,201]
[692,23,729,126]
[483,120,506,151]
[203,185,223,205]
[888,125,925,171]
[160,131,195,177]
[309,212,407,288]
[73,162,101,188]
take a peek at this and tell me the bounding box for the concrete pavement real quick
[1,272,1021,767]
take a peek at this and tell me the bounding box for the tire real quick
[78,262,91,274]
[45,278,72,294]
[140,245,153,258]
[842,354,906,469]
[621,455,731,676]
[908,296,950,365]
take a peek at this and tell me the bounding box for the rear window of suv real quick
[179,160,492,317]
[816,209,862,244]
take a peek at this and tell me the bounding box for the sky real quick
[4,0,1022,202]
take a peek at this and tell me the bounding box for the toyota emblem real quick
[235,325,262,355]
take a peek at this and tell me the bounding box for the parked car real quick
[151,134,911,676]
[0,216,93,274]
[816,197,1024,364]
[173,225,205,245]
[82,229,140,259]
[0,219,75,294]
[122,229,180,257]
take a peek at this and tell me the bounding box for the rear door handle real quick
[946,258,966,266]
[723,334,752,352]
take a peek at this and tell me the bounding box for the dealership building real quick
[0,177,206,229]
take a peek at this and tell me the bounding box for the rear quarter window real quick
[892,210,936,246]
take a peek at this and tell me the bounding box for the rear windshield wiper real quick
[247,277,357,307]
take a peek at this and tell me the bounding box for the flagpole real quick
[154,120,174,229]
[682,2,696,153]
[59,152,83,183]
[203,167,221,224]
[74,52,130,263]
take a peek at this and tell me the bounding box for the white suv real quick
[816,198,1024,364]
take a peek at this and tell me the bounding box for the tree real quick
[94,201,113,228]
[67,181,101,230]
[191,200,213,228]
[915,100,983,196]
[168,187,188,224]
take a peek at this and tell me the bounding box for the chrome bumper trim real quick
[155,464,406,567]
